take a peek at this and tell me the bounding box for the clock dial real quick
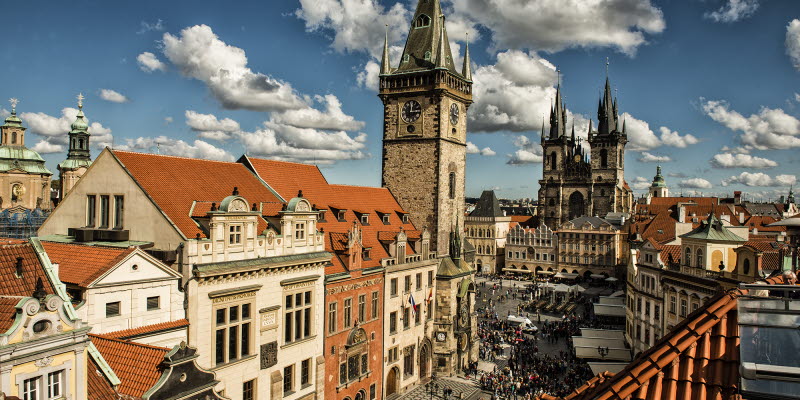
[574,155,581,162]
[401,100,422,123]
[450,103,460,125]
[436,332,446,341]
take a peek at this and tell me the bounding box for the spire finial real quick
[557,69,561,87]
[8,98,18,113]
[605,57,609,77]
[381,24,392,75]
[462,32,472,80]
[77,93,84,110]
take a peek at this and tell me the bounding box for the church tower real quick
[380,0,473,254]
[649,165,668,198]
[58,94,92,197]
[588,73,631,218]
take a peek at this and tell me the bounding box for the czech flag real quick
[409,293,418,315]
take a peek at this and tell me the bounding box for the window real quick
[696,249,704,267]
[403,307,410,329]
[636,298,641,312]
[100,195,110,228]
[360,214,369,225]
[403,345,415,376]
[357,295,366,323]
[47,370,63,399]
[390,278,398,296]
[428,271,433,286]
[402,214,410,223]
[106,301,121,317]
[363,249,371,260]
[680,299,687,317]
[113,195,124,229]
[339,363,347,385]
[645,302,650,317]
[328,302,337,333]
[371,291,379,319]
[655,305,660,321]
[600,149,608,168]
[685,247,692,266]
[284,365,294,395]
[670,296,676,313]
[743,258,751,275]
[348,355,359,380]
[338,210,347,221]
[414,14,431,28]
[692,302,699,312]
[361,354,368,374]
[285,290,313,343]
[86,195,96,227]
[243,379,255,400]
[389,312,397,334]
[370,384,376,400]
[12,132,17,144]
[424,51,432,61]
[344,298,352,328]
[215,302,253,365]
[416,273,422,290]
[382,214,390,224]
[146,296,160,311]
[415,304,421,325]
[301,358,311,387]
[229,225,242,244]
[295,222,306,240]
[404,276,411,292]
[23,377,39,400]
[388,347,399,362]
[448,172,456,199]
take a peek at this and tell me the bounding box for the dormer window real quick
[414,14,431,28]
[382,214,390,224]
[229,225,242,244]
[424,51,431,61]
[403,54,409,63]
[362,249,371,260]
[337,210,347,222]
[401,214,410,224]
[318,210,327,222]
[360,214,369,225]
[295,222,306,240]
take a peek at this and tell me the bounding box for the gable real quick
[38,150,184,248]
[93,251,179,287]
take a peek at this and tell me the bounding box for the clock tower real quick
[379,0,473,255]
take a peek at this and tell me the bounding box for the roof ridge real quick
[89,333,171,351]
[104,319,189,339]
[329,183,386,190]
[111,149,238,165]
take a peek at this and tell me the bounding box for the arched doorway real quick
[386,367,400,396]
[419,342,430,380]
[569,192,584,220]
[476,260,483,273]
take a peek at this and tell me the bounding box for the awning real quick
[605,277,619,282]
[554,284,572,292]
[593,304,626,317]
[554,272,579,279]
[579,328,625,340]
[537,270,555,275]
[457,278,476,298]
[609,290,625,297]
[590,274,607,279]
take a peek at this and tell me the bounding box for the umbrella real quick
[605,277,619,282]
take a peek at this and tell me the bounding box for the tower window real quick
[448,172,455,199]
[403,54,409,63]
[550,152,557,170]
[600,149,608,168]
[424,51,431,61]
[79,138,84,149]
[11,132,16,144]
[414,14,431,28]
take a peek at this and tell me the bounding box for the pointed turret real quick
[462,36,472,81]
[1,98,27,146]
[434,18,448,70]
[598,74,618,135]
[395,0,457,74]
[380,26,392,75]
[59,93,93,196]
[549,82,566,139]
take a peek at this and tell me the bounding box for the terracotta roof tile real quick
[87,355,119,400]
[0,242,55,297]
[659,245,682,264]
[0,297,20,333]
[90,334,169,397]
[112,150,282,239]
[104,319,189,340]
[41,241,134,287]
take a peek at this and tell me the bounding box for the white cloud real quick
[136,52,166,72]
[356,60,381,92]
[720,145,752,154]
[679,178,713,189]
[621,112,660,151]
[787,19,800,71]
[702,100,800,150]
[161,25,306,112]
[30,140,64,154]
[507,135,544,165]
[137,19,164,34]
[164,116,174,124]
[116,136,234,161]
[466,142,495,156]
[721,172,796,187]
[449,0,665,55]
[710,153,777,169]
[658,126,698,148]
[631,176,651,190]
[99,89,129,103]
[20,108,113,149]
[270,94,365,131]
[238,127,367,164]
[185,110,240,132]
[704,0,759,23]
[668,172,688,178]
[638,152,671,163]
[0,109,8,118]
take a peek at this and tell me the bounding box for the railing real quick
[674,264,721,279]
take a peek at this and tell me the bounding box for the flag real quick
[409,293,418,315]
[427,288,433,303]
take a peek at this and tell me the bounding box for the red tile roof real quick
[112,150,282,239]
[104,319,189,340]
[90,334,169,398]
[659,245,682,265]
[0,297,20,332]
[87,355,119,400]
[0,242,54,297]
[41,241,134,287]
[541,275,792,400]
[243,156,331,207]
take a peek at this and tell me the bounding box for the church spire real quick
[395,0,456,74]
[380,25,392,75]
[549,71,566,139]
[434,16,448,69]
[598,58,618,135]
[462,34,472,81]
[66,93,91,161]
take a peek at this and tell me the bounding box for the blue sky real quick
[3,0,800,201]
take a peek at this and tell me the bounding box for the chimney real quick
[678,204,686,223]
[739,212,745,225]
[15,257,23,277]
[734,191,742,205]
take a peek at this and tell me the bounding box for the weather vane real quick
[77,93,84,109]
[9,98,18,111]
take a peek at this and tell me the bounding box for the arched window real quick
[685,247,692,267]
[79,138,84,149]
[743,258,751,275]
[600,189,606,197]
[424,51,432,61]
[11,132,17,144]
[448,172,455,199]
[696,249,704,267]
[414,14,431,28]
[600,149,608,168]
[550,152,558,170]
[548,198,555,206]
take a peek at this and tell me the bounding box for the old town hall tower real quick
[538,74,633,229]
[380,0,473,254]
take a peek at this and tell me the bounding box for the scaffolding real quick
[0,208,49,239]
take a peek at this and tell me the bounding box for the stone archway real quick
[386,366,400,396]
[569,191,585,220]
[419,340,431,380]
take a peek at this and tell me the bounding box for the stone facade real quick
[504,224,558,276]
[432,255,477,377]
[465,191,511,274]
[556,216,627,279]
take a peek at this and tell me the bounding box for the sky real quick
[3,0,800,201]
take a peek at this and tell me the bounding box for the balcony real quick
[667,264,721,280]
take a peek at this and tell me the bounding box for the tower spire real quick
[462,33,472,81]
[380,25,392,75]
[550,70,566,138]
[434,16,448,69]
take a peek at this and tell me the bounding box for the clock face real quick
[450,103,460,125]
[401,100,422,123]
[574,155,581,162]
[436,332,446,342]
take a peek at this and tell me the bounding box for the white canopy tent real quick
[593,304,626,317]
[579,328,625,340]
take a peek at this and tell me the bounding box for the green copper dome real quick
[70,110,89,133]
[651,165,666,188]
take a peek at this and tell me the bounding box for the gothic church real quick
[538,76,634,229]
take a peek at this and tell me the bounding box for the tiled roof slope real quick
[41,241,134,287]
[112,151,282,239]
[0,241,54,297]
[90,334,169,398]
[0,297,20,332]
[541,276,791,400]
[244,157,417,275]
[104,318,189,340]
[470,190,504,218]
[87,355,120,400]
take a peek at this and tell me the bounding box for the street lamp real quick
[597,346,609,359]
[426,379,439,400]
